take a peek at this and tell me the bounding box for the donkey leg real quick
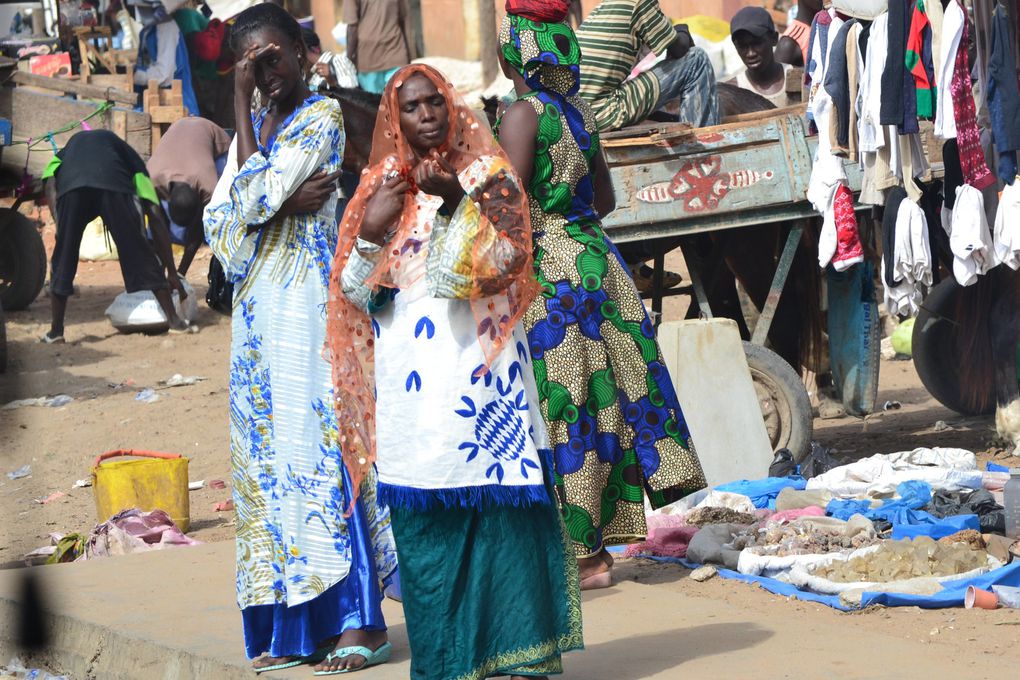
[990,280,1020,452]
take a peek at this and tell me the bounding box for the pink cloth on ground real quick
[84,508,199,559]
[624,525,700,558]
[768,506,827,522]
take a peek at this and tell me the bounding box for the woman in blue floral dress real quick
[203,4,396,675]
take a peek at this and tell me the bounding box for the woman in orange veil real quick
[327,64,582,679]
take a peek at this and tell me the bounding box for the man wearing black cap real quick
[729,6,795,109]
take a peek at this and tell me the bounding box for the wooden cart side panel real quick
[603,117,809,235]
[4,89,151,179]
[600,112,864,243]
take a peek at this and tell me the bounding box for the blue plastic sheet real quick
[636,473,1014,610]
[890,514,980,539]
[715,476,807,510]
[987,462,1010,473]
[642,555,1020,611]
[827,481,939,527]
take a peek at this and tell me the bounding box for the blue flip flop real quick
[313,641,393,675]
[253,645,331,674]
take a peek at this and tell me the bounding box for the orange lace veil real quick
[326,63,538,501]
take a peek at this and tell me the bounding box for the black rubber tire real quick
[743,340,813,462]
[0,305,6,374]
[0,209,47,311]
[912,278,995,416]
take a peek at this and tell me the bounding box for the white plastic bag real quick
[104,279,197,333]
[831,0,888,20]
[78,217,119,262]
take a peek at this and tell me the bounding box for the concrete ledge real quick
[0,543,411,680]
[1,541,1010,679]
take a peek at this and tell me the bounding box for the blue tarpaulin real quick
[714,476,807,510]
[635,555,1020,611]
[617,470,1015,610]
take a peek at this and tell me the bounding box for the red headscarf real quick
[326,64,538,505]
[505,0,571,22]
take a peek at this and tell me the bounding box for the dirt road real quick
[2,217,1018,676]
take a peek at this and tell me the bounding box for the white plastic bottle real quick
[1005,470,1020,539]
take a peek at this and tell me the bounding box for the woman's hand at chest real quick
[360,175,410,245]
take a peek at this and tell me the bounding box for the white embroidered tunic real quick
[341,155,552,509]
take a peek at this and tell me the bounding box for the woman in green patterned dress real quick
[496,0,707,588]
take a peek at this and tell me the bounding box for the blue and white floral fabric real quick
[341,155,551,510]
[204,95,397,617]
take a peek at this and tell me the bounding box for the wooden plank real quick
[149,107,184,124]
[721,103,807,125]
[11,70,137,106]
[111,109,127,140]
[85,73,134,93]
[602,124,696,149]
[4,88,152,179]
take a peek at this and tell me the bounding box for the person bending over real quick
[42,129,191,343]
[147,117,232,275]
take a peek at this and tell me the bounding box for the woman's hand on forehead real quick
[247,42,281,62]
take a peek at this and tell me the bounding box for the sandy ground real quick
[2,214,1019,675]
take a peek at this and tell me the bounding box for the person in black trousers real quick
[41,129,193,342]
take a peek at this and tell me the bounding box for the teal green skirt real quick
[390,501,583,679]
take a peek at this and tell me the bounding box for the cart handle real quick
[93,449,182,469]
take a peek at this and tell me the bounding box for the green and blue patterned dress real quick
[498,15,707,558]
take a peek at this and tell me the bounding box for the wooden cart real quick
[599,108,865,459]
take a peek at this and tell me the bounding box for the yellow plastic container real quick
[91,450,191,532]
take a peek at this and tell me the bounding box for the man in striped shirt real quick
[576,0,719,132]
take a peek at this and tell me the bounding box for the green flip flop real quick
[253,644,331,674]
[313,641,393,676]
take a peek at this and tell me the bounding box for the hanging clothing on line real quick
[825,19,856,155]
[987,3,1020,185]
[949,8,995,190]
[882,190,931,315]
[857,12,898,206]
[934,0,964,139]
[880,0,909,127]
[805,9,835,129]
[948,183,997,286]
[925,0,945,80]
[993,180,1020,270]
[905,0,936,119]
[847,21,866,160]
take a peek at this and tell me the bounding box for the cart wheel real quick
[912,278,995,415]
[0,209,47,311]
[743,341,813,461]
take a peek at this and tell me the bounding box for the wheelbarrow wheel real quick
[743,341,813,462]
[0,209,47,311]
[912,278,995,416]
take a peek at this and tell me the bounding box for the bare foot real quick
[251,655,295,670]
[313,628,388,674]
[600,549,615,569]
[577,554,609,582]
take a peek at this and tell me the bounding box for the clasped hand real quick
[359,153,463,246]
